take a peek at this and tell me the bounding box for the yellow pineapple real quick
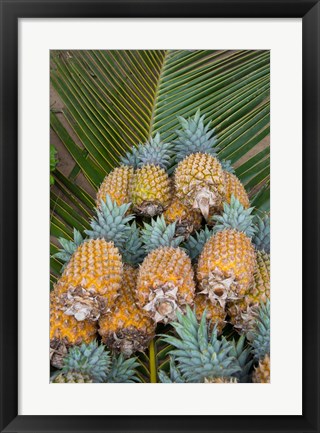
[131,164,171,216]
[252,354,270,383]
[55,239,123,322]
[194,294,226,334]
[121,133,173,216]
[99,264,155,356]
[197,229,256,307]
[96,165,134,208]
[228,250,270,332]
[50,292,97,368]
[174,153,225,221]
[224,171,250,208]
[163,198,202,238]
[137,246,195,323]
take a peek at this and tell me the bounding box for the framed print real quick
[0,1,319,432]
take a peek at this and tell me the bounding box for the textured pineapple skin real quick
[50,292,97,368]
[137,247,195,323]
[252,354,270,383]
[224,171,250,208]
[194,294,226,334]
[197,229,256,306]
[51,371,93,383]
[228,250,270,332]
[174,153,225,219]
[163,199,202,238]
[96,166,134,208]
[99,265,155,356]
[204,377,238,383]
[131,164,171,216]
[55,239,123,321]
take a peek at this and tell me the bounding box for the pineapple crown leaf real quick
[52,228,85,270]
[84,194,134,249]
[212,195,257,238]
[107,354,140,383]
[160,307,241,382]
[252,214,270,254]
[220,159,235,174]
[141,215,184,253]
[136,132,173,170]
[119,221,146,266]
[120,145,140,168]
[247,300,270,360]
[174,110,219,163]
[158,357,186,383]
[183,226,213,261]
[62,341,111,383]
[230,335,253,383]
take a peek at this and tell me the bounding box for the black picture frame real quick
[0,1,319,432]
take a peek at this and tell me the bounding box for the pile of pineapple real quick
[50,111,270,384]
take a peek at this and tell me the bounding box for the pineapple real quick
[99,264,156,357]
[194,294,226,334]
[175,153,225,221]
[96,165,134,208]
[197,196,257,307]
[127,133,172,216]
[160,307,241,382]
[55,239,122,322]
[50,292,97,368]
[228,250,270,333]
[131,165,171,216]
[163,198,202,239]
[137,216,195,323]
[252,354,270,383]
[197,229,256,307]
[173,111,224,220]
[224,171,250,209]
